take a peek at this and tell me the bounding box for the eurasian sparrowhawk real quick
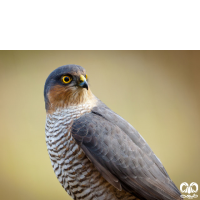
[44,64,182,200]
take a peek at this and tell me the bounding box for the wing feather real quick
[71,102,182,200]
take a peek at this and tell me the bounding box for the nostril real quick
[80,75,86,83]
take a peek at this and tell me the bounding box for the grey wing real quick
[71,104,182,200]
[92,101,170,178]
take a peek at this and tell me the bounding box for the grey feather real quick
[71,100,182,200]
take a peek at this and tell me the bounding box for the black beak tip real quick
[82,82,88,90]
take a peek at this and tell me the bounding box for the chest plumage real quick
[45,104,137,200]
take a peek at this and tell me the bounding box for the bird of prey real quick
[44,64,182,200]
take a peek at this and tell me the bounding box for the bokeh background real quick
[0,51,199,200]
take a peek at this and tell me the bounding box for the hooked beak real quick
[79,75,88,90]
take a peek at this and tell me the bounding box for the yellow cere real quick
[80,75,86,82]
[62,76,72,84]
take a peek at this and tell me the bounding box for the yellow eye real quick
[62,76,72,84]
[85,74,88,79]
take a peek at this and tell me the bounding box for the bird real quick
[44,64,183,200]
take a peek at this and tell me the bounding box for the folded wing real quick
[71,101,182,200]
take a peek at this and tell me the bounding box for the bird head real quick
[44,64,94,113]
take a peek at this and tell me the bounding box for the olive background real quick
[0,51,199,200]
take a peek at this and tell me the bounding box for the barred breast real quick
[45,104,139,200]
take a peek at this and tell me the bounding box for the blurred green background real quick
[0,51,199,200]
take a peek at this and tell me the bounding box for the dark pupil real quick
[64,77,69,82]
